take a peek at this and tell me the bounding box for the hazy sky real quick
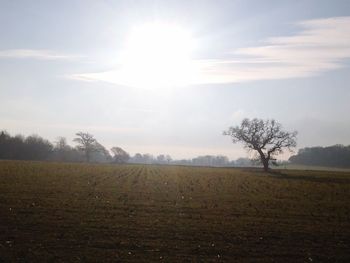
[1,0,350,160]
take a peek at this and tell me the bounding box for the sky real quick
[1,0,350,160]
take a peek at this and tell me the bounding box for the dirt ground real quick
[0,161,349,262]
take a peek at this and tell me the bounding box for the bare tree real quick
[111,147,130,164]
[55,137,69,150]
[223,118,297,172]
[73,132,100,162]
[53,137,71,162]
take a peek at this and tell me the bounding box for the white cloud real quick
[0,49,81,60]
[215,16,350,82]
[70,16,350,86]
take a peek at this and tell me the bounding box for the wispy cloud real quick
[0,49,81,60]
[70,16,350,86]
[228,16,350,81]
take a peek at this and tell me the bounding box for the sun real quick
[116,22,197,89]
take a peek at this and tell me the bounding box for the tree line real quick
[3,120,348,169]
[0,130,240,167]
[1,118,298,171]
[289,145,350,168]
[0,131,111,163]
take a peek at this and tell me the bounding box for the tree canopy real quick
[73,132,101,162]
[111,147,130,163]
[0,131,53,161]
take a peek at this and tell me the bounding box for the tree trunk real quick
[257,149,269,172]
[262,158,269,172]
[86,150,90,163]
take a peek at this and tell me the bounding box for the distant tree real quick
[155,154,172,164]
[165,154,172,163]
[235,157,254,167]
[12,134,26,159]
[87,142,111,163]
[73,132,100,162]
[142,153,154,164]
[215,155,229,166]
[191,155,230,167]
[129,153,155,164]
[55,137,69,150]
[51,136,85,163]
[0,131,9,142]
[289,144,350,168]
[24,135,53,160]
[52,137,70,162]
[224,118,297,172]
[156,154,166,163]
[0,131,53,160]
[111,147,130,163]
[0,131,11,159]
[132,153,143,163]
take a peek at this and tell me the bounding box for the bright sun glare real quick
[117,23,197,89]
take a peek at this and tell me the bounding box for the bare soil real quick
[0,161,349,262]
